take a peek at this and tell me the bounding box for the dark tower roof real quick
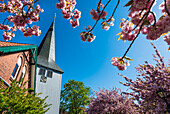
[37,18,64,74]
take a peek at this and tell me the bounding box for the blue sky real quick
[0,0,169,92]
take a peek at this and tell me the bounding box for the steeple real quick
[37,18,55,62]
[37,16,64,73]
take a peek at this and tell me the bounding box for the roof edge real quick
[37,64,64,74]
[0,45,37,53]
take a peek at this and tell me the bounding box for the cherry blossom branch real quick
[111,0,120,17]
[122,24,144,59]
[150,11,156,26]
[88,0,111,33]
[164,0,170,16]
[133,0,156,30]
[97,0,102,12]
[132,13,147,30]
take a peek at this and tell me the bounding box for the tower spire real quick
[37,17,55,62]
[37,15,63,73]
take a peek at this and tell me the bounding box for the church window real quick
[39,68,46,75]
[11,57,22,80]
[47,70,53,78]
[19,65,26,86]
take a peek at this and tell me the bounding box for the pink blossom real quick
[163,35,170,45]
[56,1,66,9]
[147,13,154,24]
[100,11,107,19]
[111,57,130,71]
[73,9,81,19]
[70,19,79,28]
[80,33,86,42]
[120,43,170,113]
[90,9,99,20]
[3,31,13,41]
[57,0,81,28]
[87,88,137,114]
[63,12,72,19]
[88,35,96,42]
[103,25,110,31]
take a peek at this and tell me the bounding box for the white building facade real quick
[36,19,64,114]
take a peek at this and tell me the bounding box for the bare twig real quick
[111,0,120,17]
[164,0,170,15]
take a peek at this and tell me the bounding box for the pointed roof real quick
[37,18,64,74]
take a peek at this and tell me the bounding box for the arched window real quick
[19,65,26,86]
[11,57,22,80]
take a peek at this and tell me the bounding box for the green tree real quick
[60,80,90,114]
[0,80,51,114]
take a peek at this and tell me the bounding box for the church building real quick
[0,41,37,91]
[36,19,64,114]
[0,18,64,114]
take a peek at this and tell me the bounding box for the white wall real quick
[36,67,62,114]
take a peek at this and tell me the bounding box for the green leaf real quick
[124,56,133,61]
[159,14,166,21]
[118,34,122,40]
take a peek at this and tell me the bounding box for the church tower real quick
[36,17,64,114]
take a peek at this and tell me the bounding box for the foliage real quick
[0,80,51,114]
[87,87,138,114]
[119,43,170,113]
[60,79,90,114]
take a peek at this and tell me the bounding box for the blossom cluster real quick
[80,26,96,42]
[101,17,115,31]
[111,57,130,71]
[159,0,170,15]
[120,43,170,113]
[0,0,43,41]
[120,0,170,45]
[87,88,137,114]
[119,18,137,41]
[80,2,116,43]
[146,16,170,41]
[56,0,81,28]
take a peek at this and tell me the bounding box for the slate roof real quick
[37,20,64,74]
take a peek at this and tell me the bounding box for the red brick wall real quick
[0,50,31,89]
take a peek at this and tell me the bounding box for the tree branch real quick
[122,24,144,59]
[88,0,111,33]
[164,0,170,16]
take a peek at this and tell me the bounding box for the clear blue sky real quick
[0,0,169,92]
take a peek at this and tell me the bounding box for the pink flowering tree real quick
[119,43,170,113]
[87,87,138,114]
[0,0,43,41]
[56,0,81,28]
[56,0,170,71]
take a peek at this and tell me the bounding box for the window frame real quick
[11,57,22,80]
[39,68,46,75]
[47,70,53,78]
[18,65,26,86]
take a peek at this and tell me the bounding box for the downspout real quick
[34,47,37,93]
[30,46,37,93]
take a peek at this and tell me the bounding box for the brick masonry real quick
[0,50,31,89]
